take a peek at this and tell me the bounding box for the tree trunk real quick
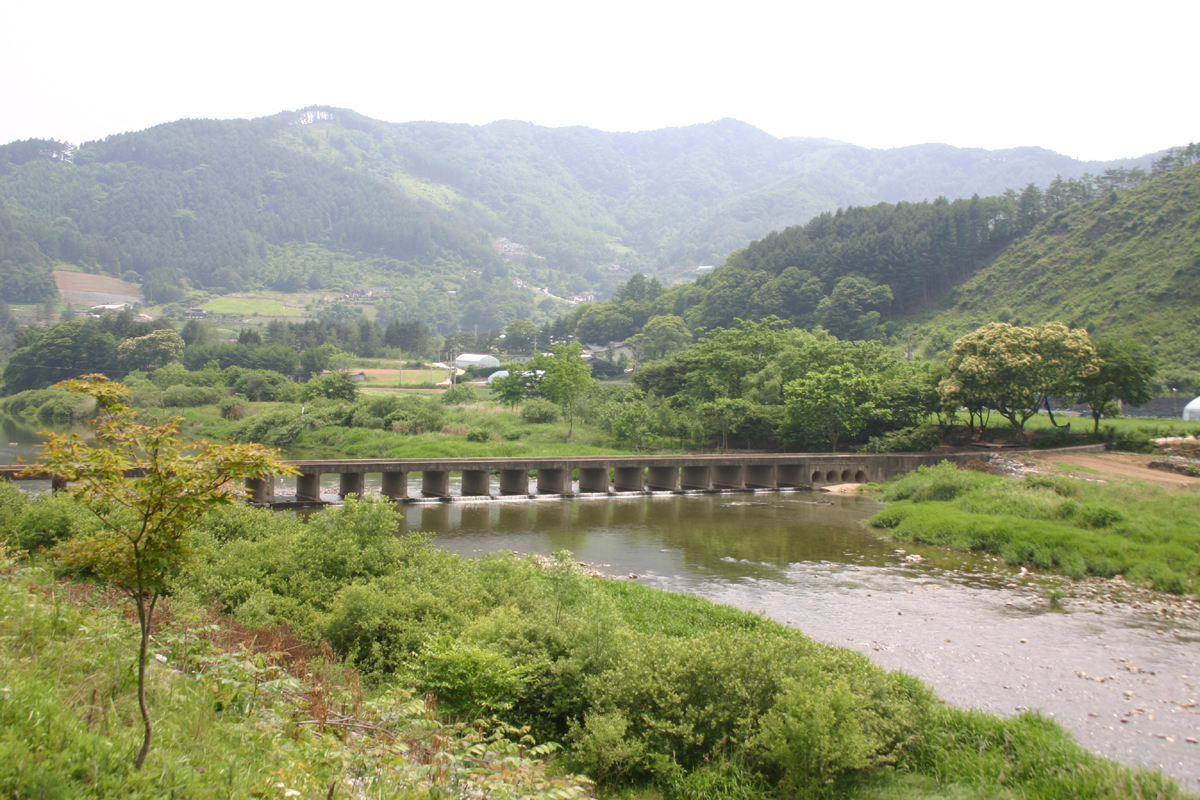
[133,594,156,770]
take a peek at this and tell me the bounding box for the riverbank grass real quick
[869,461,1200,594]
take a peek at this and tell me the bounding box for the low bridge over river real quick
[241,452,991,505]
[2,452,992,506]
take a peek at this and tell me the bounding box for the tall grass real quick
[871,461,1200,593]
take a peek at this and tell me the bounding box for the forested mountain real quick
[544,146,1199,390]
[0,106,1159,333]
[908,157,1200,391]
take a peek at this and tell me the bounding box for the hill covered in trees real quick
[908,156,1200,390]
[550,147,1198,391]
[0,107,1159,332]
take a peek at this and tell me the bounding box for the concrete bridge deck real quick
[1,451,992,505]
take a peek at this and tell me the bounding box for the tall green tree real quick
[117,328,186,373]
[528,342,597,436]
[32,376,294,770]
[783,364,885,451]
[1076,338,1157,432]
[938,322,1099,434]
[626,314,691,362]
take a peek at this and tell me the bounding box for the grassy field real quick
[202,297,306,317]
[870,461,1200,595]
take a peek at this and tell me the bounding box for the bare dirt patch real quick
[53,270,143,305]
[1034,451,1200,490]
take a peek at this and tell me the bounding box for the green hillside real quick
[908,162,1200,389]
[0,106,1159,334]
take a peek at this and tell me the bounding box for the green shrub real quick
[465,427,492,442]
[865,422,942,453]
[162,384,221,407]
[757,668,934,794]
[217,393,249,420]
[521,399,560,424]
[441,384,476,405]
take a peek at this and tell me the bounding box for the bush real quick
[865,422,942,453]
[301,372,359,402]
[521,399,560,424]
[465,427,493,443]
[218,394,249,420]
[441,384,476,405]
[162,384,222,407]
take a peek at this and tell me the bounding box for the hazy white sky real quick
[4,0,1196,161]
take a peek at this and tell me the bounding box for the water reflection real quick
[418,493,915,585]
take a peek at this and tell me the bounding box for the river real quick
[4,426,1198,787]
[410,492,1200,790]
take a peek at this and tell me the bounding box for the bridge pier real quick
[421,470,450,498]
[712,465,744,489]
[679,465,712,490]
[339,472,365,499]
[578,467,610,493]
[646,466,679,491]
[381,472,408,501]
[776,465,809,488]
[246,476,274,505]
[461,469,491,497]
[499,469,530,495]
[745,464,776,489]
[296,473,322,502]
[613,466,645,492]
[536,467,572,494]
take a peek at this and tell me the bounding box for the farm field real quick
[52,270,143,304]
[202,296,306,317]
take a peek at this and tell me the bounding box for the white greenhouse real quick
[455,353,501,369]
[1184,396,1200,422]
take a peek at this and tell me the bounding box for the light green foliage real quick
[527,342,597,436]
[301,371,359,402]
[520,399,560,424]
[783,364,886,451]
[0,385,95,423]
[162,384,221,407]
[441,384,476,405]
[117,329,185,373]
[0,554,590,798]
[757,668,934,795]
[938,322,1099,433]
[34,377,295,769]
[407,637,536,717]
[872,461,1200,593]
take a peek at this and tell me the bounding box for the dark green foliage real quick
[2,319,118,393]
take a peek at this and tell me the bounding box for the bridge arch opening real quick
[811,470,822,483]
[826,470,838,482]
[854,470,866,482]
[841,469,852,482]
